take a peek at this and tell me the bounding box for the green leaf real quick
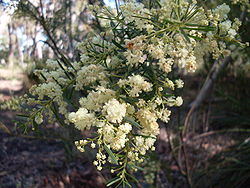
[181,3,191,21]
[180,29,190,43]
[120,97,138,104]
[40,72,47,81]
[128,163,144,171]
[124,116,142,128]
[181,26,214,32]
[125,172,138,185]
[155,0,162,8]
[186,8,200,21]
[104,144,118,165]
[123,180,132,188]
[96,15,115,20]
[106,177,121,187]
[16,113,30,118]
[185,23,215,29]
[66,85,74,100]
[187,34,203,41]
[112,40,126,51]
[56,60,72,79]
[50,103,67,127]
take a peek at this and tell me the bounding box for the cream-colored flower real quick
[76,64,107,90]
[136,109,159,136]
[175,96,183,106]
[102,99,127,123]
[68,108,96,130]
[175,79,184,88]
[118,75,153,97]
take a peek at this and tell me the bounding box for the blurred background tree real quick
[0,0,105,71]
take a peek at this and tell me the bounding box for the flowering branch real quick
[21,0,243,186]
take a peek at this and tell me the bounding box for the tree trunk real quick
[7,23,15,68]
[68,0,73,57]
[15,34,24,66]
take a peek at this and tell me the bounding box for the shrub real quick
[21,0,243,186]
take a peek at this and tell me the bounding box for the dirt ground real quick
[0,68,106,188]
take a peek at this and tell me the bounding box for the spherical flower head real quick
[79,87,116,111]
[136,109,159,136]
[118,123,132,134]
[159,58,173,73]
[134,136,156,155]
[97,166,102,171]
[161,108,171,123]
[126,104,135,115]
[185,56,197,72]
[148,44,164,59]
[102,99,127,123]
[102,124,115,144]
[228,29,237,38]
[213,3,230,21]
[134,136,146,154]
[91,143,96,148]
[125,50,147,66]
[124,75,153,97]
[68,108,96,130]
[93,161,98,166]
[34,112,43,125]
[110,133,127,150]
[166,97,176,107]
[133,75,152,92]
[145,137,156,150]
[175,79,184,88]
[175,96,183,106]
[219,20,232,34]
[165,78,175,90]
[75,64,107,90]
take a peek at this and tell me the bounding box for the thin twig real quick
[183,7,247,135]
[192,129,250,140]
[180,132,192,188]
[165,127,185,175]
[178,56,232,187]
[178,8,247,186]
[183,56,232,135]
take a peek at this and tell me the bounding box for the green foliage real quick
[19,0,242,186]
[3,0,249,187]
[195,139,250,188]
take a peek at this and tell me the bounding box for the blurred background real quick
[0,0,249,187]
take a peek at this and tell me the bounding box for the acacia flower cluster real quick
[25,0,242,186]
